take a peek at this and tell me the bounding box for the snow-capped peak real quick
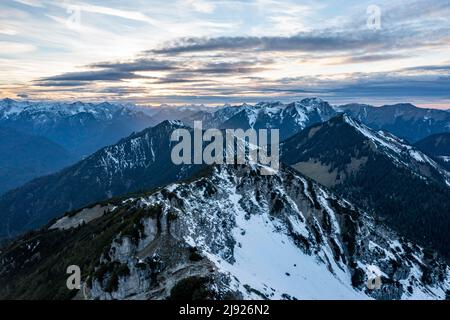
[0,99,140,120]
[340,114,450,185]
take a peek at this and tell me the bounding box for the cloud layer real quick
[1,0,449,108]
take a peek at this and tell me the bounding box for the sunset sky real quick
[1,0,449,108]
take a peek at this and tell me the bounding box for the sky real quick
[0,0,449,108]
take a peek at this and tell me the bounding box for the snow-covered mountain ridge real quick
[0,98,139,120]
[91,164,448,300]
[3,164,445,300]
[341,114,450,186]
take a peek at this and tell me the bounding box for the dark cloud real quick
[98,86,149,95]
[272,69,450,100]
[154,78,211,84]
[340,53,407,63]
[34,80,90,87]
[155,61,270,84]
[330,78,450,98]
[148,14,449,57]
[33,61,450,103]
[193,61,268,74]
[150,32,387,55]
[89,58,176,72]
[39,70,141,82]
[404,64,450,72]
[36,58,175,86]
[35,56,271,87]
[16,93,29,98]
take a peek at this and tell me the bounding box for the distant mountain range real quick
[2,98,449,153]
[281,114,450,259]
[182,98,337,140]
[151,104,219,124]
[221,99,337,140]
[0,164,448,300]
[180,99,450,143]
[0,99,156,158]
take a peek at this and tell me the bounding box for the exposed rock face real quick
[79,164,449,300]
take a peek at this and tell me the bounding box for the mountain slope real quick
[0,99,157,158]
[0,127,76,195]
[337,103,450,142]
[0,121,202,239]
[0,164,448,300]
[414,133,450,170]
[281,114,450,259]
[414,132,450,156]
